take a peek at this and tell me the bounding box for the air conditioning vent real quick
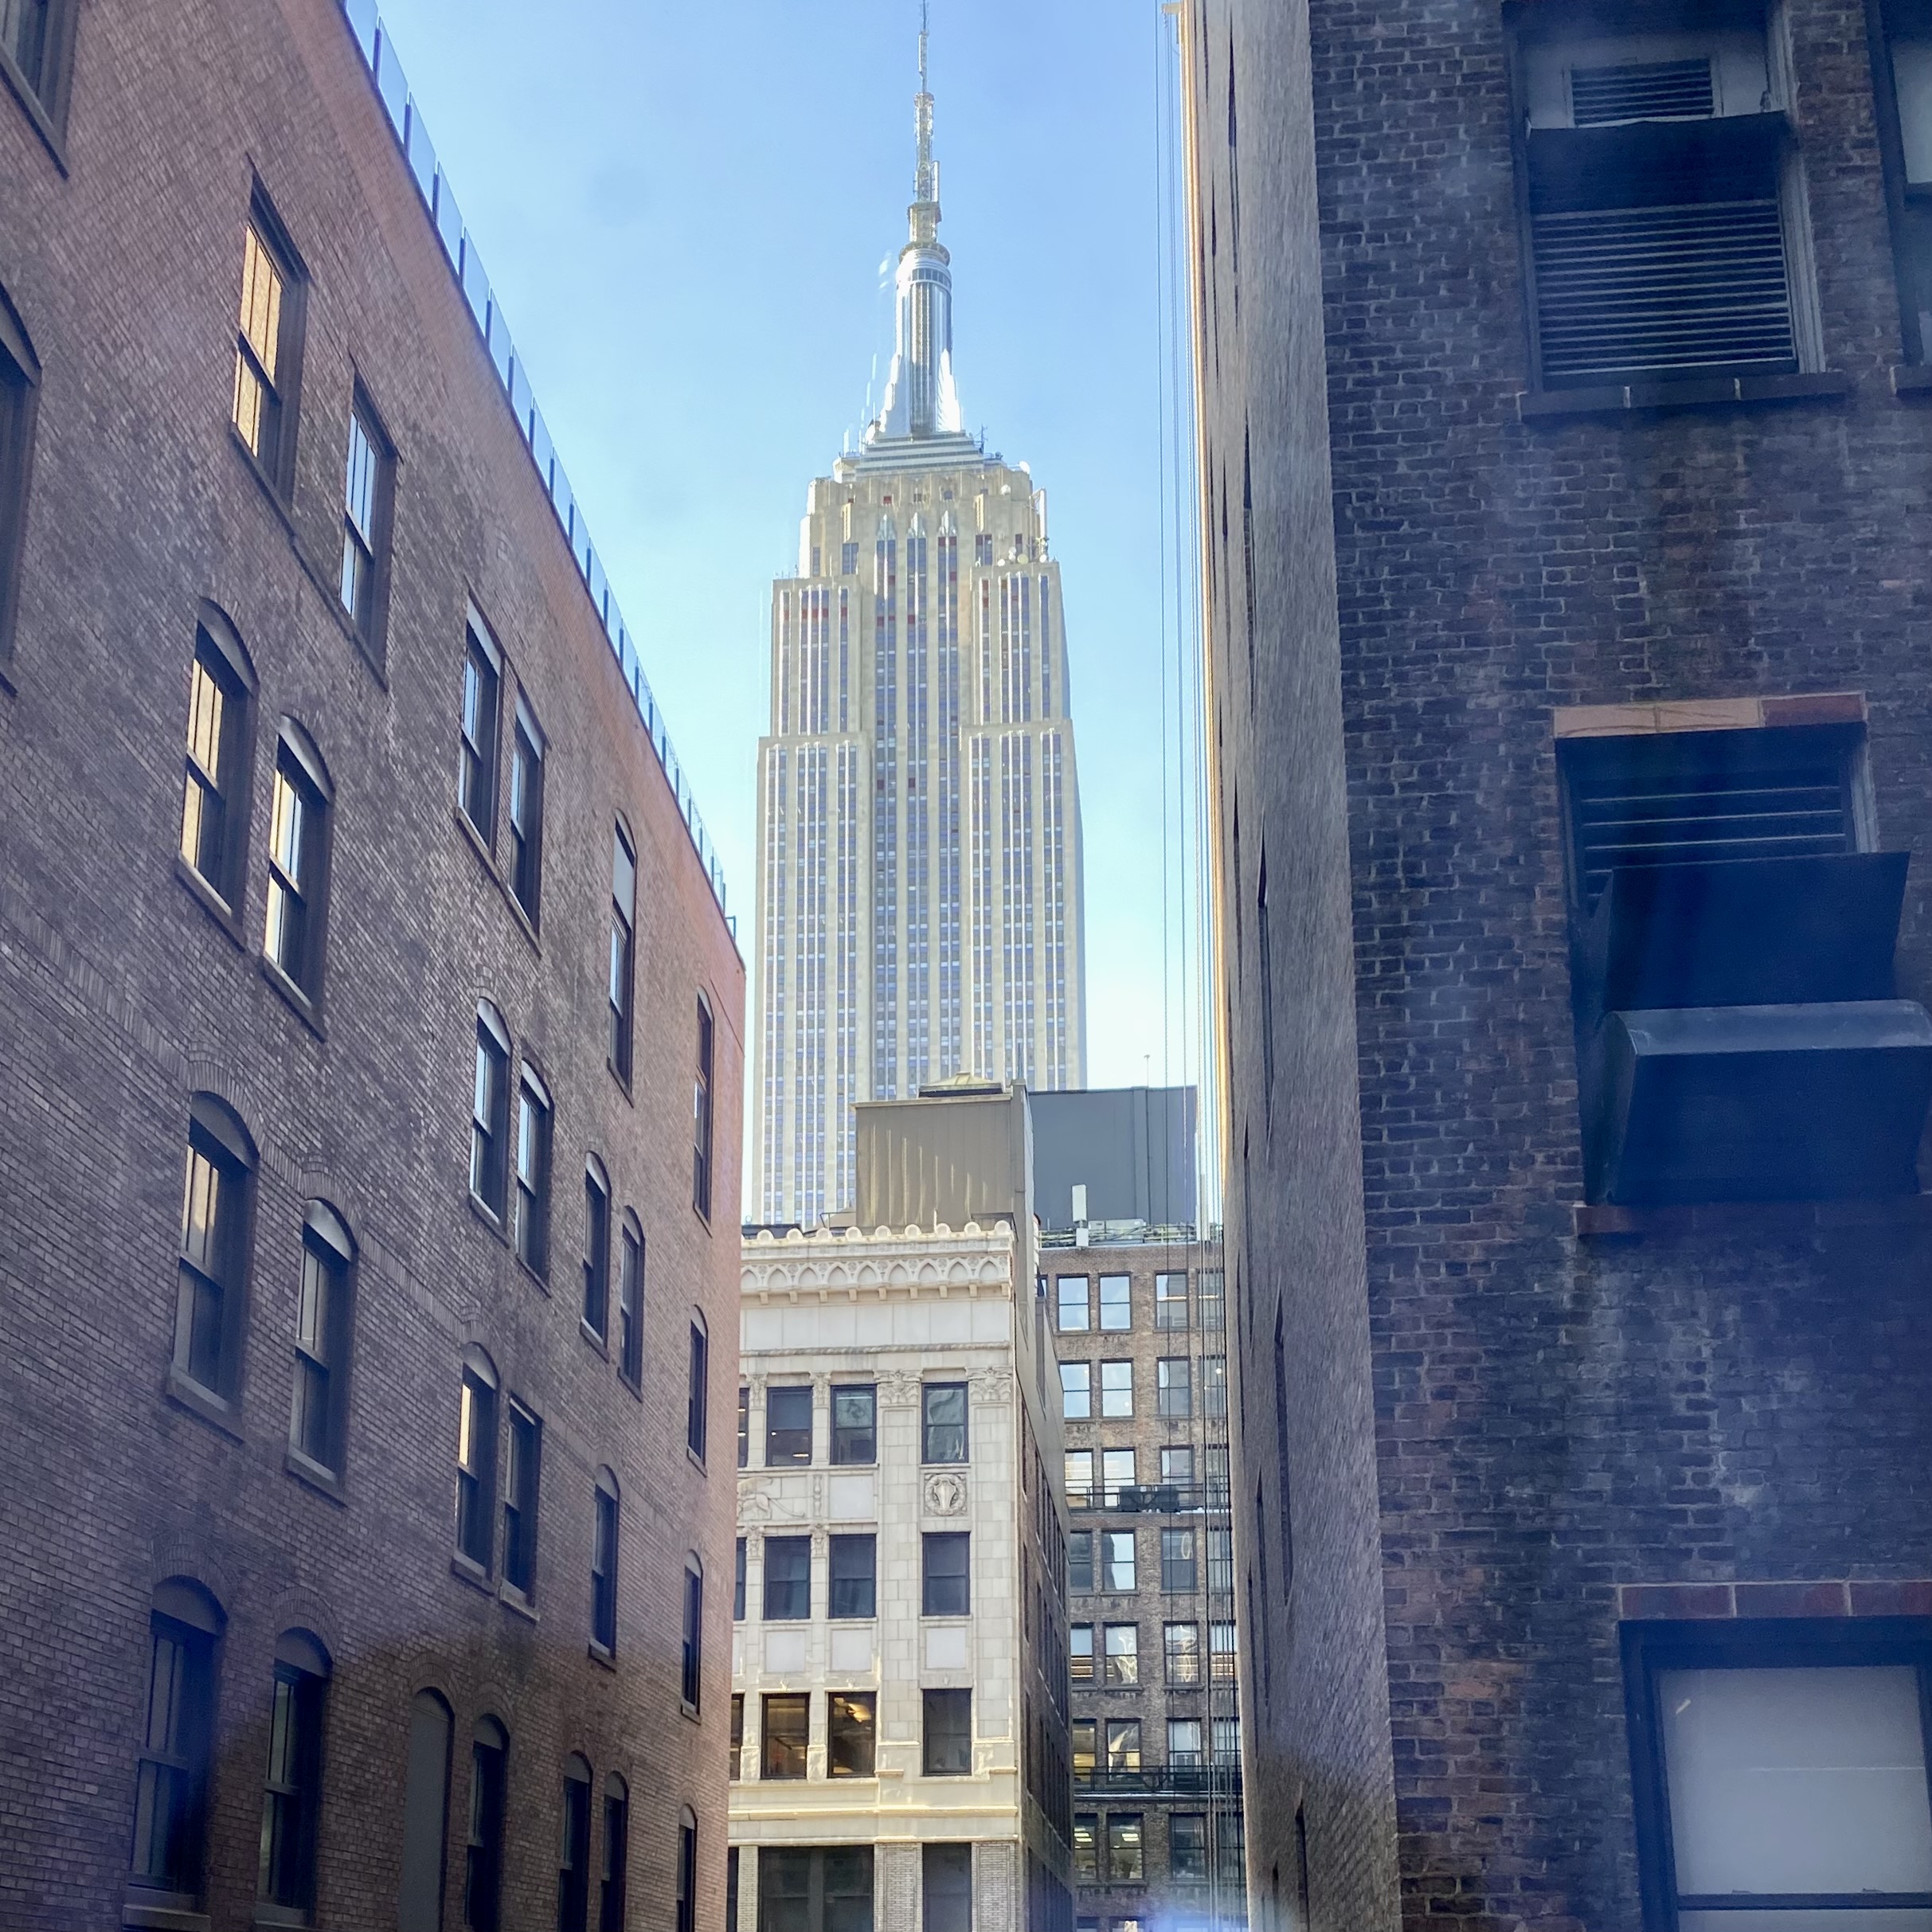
[1570,57,1715,126]
[1533,198,1795,387]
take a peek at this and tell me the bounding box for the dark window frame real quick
[761,1693,809,1781]
[338,384,395,665]
[829,1691,877,1779]
[921,1688,972,1778]
[599,1775,628,1932]
[608,821,637,1085]
[680,1554,704,1712]
[288,1202,354,1483]
[592,1475,620,1655]
[828,1534,877,1621]
[128,1582,224,1908]
[558,1756,593,1932]
[231,190,307,496]
[513,1066,553,1280]
[582,1160,612,1345]
[0,0,80,144]
[456,1355,499,1574]
[471,1004,513,1221]
[686,1313,709,1461]
[173,1096,256,1411]
[507,700,546,929]
[693,995,714,1219]
[617,1216,644,1387]
[464,1716,509,1932]
[921,1532,971,1618]
[263,721,333,1008]
[0,284,37,663]
[734,1538,747,1621]
[921,1381,968,1464]
[765,1384,814,1466]
[676,1809,698,1932]
[502,1400,542,1600]
[922,1844,972,1932]
[831,1383,877,1465]
[763,1535,812,1621]
[177,608,256,917]
[257,1634,330,1915]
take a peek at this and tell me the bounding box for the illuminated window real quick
[231,204,302,488]
[178,616,254,909]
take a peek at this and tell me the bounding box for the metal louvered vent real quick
[1570,58,1715,126]
[1533,198,1795,385]
[1569,757,1853,910]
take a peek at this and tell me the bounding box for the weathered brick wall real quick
[0,2,745,1928]
[1194,0,1932,1925]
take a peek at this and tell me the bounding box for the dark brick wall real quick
[1190,0,1932,1926]
[0,2,744,1929]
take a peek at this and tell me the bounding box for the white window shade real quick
[1662,1666,1932,1895]
[1523,29,1773,128]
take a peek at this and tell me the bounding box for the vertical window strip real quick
[264,749,321,994]
[233,224,286,472]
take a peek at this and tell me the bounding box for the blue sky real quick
[367,0,1199,1094]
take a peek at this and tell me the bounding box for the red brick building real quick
[0,3,742,1930]
[1183,0,1932,1925]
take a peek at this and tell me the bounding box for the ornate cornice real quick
[742,1220,1019,1301]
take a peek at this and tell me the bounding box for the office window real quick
[233,205,302,488]
[130,1580,223,1904]
[676,1811,698,1932]
[923,1689,972,1776]
[464,1716,508,1932]
[1167,1718,1203,1768]
[1097,1274,1132,1331]
[608,823,636,1081]
[1160,1447,1194,1487]
[0,287,29,662]
[922,1533,971,1617]
[263,727,330,1001]
[507,706,544,926]
[600,1775,628,1932]
[1103,1624,1139,1686]
[1204,1445,1230,1503]
[680,1554,703,1709]
[829,1693,877,1778]
[762,1695,808,1779]
[514,1070,553,1277]
[458,623,501,843]
[829,1535,877,1619]
[559,1756,593,1932]
[174,1096,254,1404]
[686,1314,709,1459]
[1066,1449,1094,1506]
[1207,1528,1234,1596]
[1101,1531,1136,1594]
[1072,1719,1096,1781]
[592,1476,620,1653]
[1156,1359,1191,1420]
[338,393,392,652]
[1105,1817,1144,1884]
[456,1355,499,1571]
[831,1384,877,1464]
[694,995,715,1218]
[1211,1717,1241,1766]
[922,1381,968,1462]
[288,1203,353,1478]
[502,1403,540,1598]
[1060,1363,1092,1421]
[1056,1275,1091,1331]
[1072,1817,1098,1884]
[729,1695,745,1779]
[759,1848,872,1932]
[1169,1815,1207,1884]
[581,1162,611,1343]
[1071,1625,1095,1684]
[766,1385,813,1466]
[617,1217,643,1386]
[1100,1362,1133,1419]
[1215,1813,1244,1873]
[1165,1622,1202,1686]
[1154,1272,1189,1331]
[1105,1719,1141,1775]
[733,1538,748,1622]
[397,1690,453,1932]
[764,1535,811,1621]
[1210,1621,1238,1681]
[471,1004,512,1218]
[1102,1449,1136,1501]
[1201,1357,1227,1421]
[1198,1270,1225,1330]
[1070,1531,1094,1594]
[1627,1621,1932,1923]
[922,1846,972,1932]
[1161,1530,1197,1595]
[178,618,253,906]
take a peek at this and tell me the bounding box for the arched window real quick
[456,1347,499,1574]
[471,1003,512,1218]
[464,1716,508,1932]
[513,1061,553,1278]
[177,604,256,908]
[559,1754,593,1932]
[591,1471,620,1655]
[264,719,334,1005]
[680,1554,704,1712]
[397,1690,453,1932]
[258,1630,330,1912]
[130,1579,225,1906]
[290,1202,355,1481]
[675,1807,698,1932]
[616,1213,644,1387]
[458,611,503,843]
[174,1095,256,1408]
[599,1775,629,1932]
[581,1157,611,1343]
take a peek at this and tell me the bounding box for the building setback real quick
[0,3,742,1930]
[1183,0,1932,1925]
[752,29,1087,1228]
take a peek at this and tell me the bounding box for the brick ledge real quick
[1620,1579,1932,1621]
[1574,1194,1932,1238]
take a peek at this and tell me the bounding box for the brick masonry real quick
[1185,0,1932,1926]
[0,2,744,1929]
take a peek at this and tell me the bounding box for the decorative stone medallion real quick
[924,1471,968,1517]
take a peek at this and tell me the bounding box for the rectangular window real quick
[829,1693,877,1778]
[264,740,328,1000]
[131,1608,216,1899]
[922,1381,968,1463]
[759,1848,873,1932]
[677,1816,697,1932]
[233,208,301,487]
[686,1319,709,1459]
[465,1722,507,1930]
[1160,1446,1195,1487]
[1105,1719,1141,1774]
[1066,1449,1094,1505]
[831,1384,877,1464]
[2,0,68,113]
[178,632,248,905]
[1204,1445,1230,1503]
[1097,1274,1132,1331]
[829,1535,877,1620]
[922,1688,972,1776]
[338,394,391,651]
[1070,1624,1094,1684]
[471,1011,510,1217]
[1156,1359,1191,1420]
[592,1482,620,1652]
[922,1845,972,1932]
[456,1369,496,1571]
[1056,1275,1091,1331]
[507,708,544,926]
[558,1769,591,1932]
[1160,1530,1197,1595]
[922,1532,970,1617]
[288,1220,350,1475]
[1216,1813,1244,1874]
[459,626,501,843]
[1211,1717,1241,1766]
[1165,1622,1202,1686]
[1167,1717,1203,1768]
[694,996,715,1218]
[1207,1528,1234,1596]
[1154,1272,1189,1331]
[840,540,859,575]
[680,1558,703,1708]
[1060,1362,1092,1421]
[1101,1531,1136,1594]
[501,1402,540,1598]
[608,825,636,1081]
[1100,1361,1133,1419]
[1072,1720,1096,1781]
[0,298,29,660]
[514,1074,552,1277]
[1198,1270,1226,1331]
[761,1694,809,1780]
[766,1385,813,1465]
[600,1773,632,1932]
[257,1658,326,1913]
[1201,1357,1227,1421]
[763,1535,811,1621]
[617,1222,643,1386]
[1105,1816,1144,1884]
[1103,1623,1139,1686]
[1101,1449,1136,1501]
[1072,1817,1098,1884]
[1210,1621,1238,1681]
[725,1847,738,1932]
[175,1121,248,1401]
[581,1167,611,1343]
[729,1695,744,1779]
[1069,1531,1094,1594]
[1878,0,1932,360]
[734,1538,747,1621]
[1169,1815,1207,1883]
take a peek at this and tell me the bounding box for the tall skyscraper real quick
[753,26,1086,1226]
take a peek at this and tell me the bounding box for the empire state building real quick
[753,29,1087,1226]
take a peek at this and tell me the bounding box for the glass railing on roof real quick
[336,0,728,921]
